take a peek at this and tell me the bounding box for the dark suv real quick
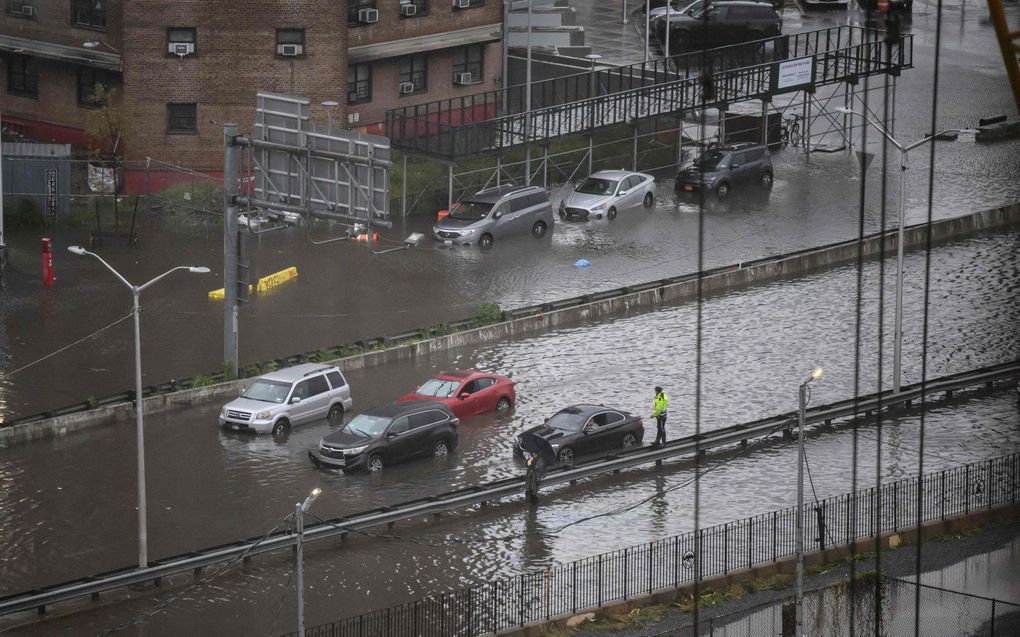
[667,1,781,51]
[675,142,773,198]
[308,401,459,472]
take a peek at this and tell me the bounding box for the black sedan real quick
[308,400,459,472]
[512,404,644,465]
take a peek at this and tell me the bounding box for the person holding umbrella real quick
[519,431,557,505]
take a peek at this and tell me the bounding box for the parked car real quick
[432,185,554,249]
[219,364,353,436]
[308,401,459,472]
[653,0,777,39]
[559,171,656,221]
[512,404,644,465]
[666,1,782,52]
[398,370,516,419]
[675,142,773,198]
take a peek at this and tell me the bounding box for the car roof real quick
[259,363,337,383]
[437,370,474,379]
[589,169,633,180]
[467,185,545,204]
[363,400,451,417]
[715,142,766,152]
[557,404,625,418]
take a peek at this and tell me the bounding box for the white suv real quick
[219,364,353,436]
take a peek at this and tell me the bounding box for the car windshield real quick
[415,378,460,398]
[342,414,392,438]
[575,178,619,195]
[241,379,291,403]
[449,200,494,221]
[696,150,727,170]
[545,409,586,432]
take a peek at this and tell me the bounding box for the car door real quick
[384,416,413,462]
[406,410,442,458]
[305,374,331,421]
[471,377,498,415]
[577,413,609,454]
[326,370,351,409]
[489,201,514,238]
[287,380,316,424]
[587,411,623,452]
[623,175,645,209]
[600,411,630,448]
[455,379,483,417]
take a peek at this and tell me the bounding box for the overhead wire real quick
[0,310,135,379]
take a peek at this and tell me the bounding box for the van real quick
[432,185,555,249]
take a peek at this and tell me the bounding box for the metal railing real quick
[1,362,1015,619]
[385,26,912,159]
[290,453,1019,637]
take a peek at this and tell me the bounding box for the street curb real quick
[2,202,1017,446]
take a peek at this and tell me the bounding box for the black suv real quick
[667,1,782,51]
[308,401,459,472]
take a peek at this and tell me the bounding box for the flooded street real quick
[1,231,1017,634]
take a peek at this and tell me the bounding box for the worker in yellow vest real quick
[652,386,669,448]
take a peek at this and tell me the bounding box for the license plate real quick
[684,185,693,192]
[443,239,452,245]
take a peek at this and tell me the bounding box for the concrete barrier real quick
[3,202,1017,446]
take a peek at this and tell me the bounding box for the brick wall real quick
[0,0,122,50]
[348,0,500,46]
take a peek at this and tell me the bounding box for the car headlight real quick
[551,443,560,449]
[461,228,476,235]
[592,202,607,211]
[343,445,368,455]
[255,410,271,419]
[221,407,227,417]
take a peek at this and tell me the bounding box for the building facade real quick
[1,0,502,178]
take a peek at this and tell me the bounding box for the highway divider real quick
[2,202,1017,445]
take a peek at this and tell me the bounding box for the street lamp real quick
[82,40,119,54]
[296,487,322,636]
[321,100,339,135]
[836,107,962,394]
[795,366,823,637]
[585,54,602,175]
[68,246,209,569]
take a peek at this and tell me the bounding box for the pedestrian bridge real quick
[385,25,912,160]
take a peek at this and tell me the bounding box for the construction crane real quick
[987,0,1020,117]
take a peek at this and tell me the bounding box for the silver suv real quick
[219,364,353,436]
[432,185,555,249]
[675,143,774,198]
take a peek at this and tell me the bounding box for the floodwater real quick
[1,232,1018,635]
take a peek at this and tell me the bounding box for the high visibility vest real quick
[653,392,669,416]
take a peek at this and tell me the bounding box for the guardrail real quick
[0,360,1016,619]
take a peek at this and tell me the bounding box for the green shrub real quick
[220,361,238,381]
[86,395,98,409]
[7,199,45,230]
[475,303,504,326]
[192,373,214,387]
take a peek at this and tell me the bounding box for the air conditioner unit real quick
[400,3,417,16]
[169,42,195,56]
[453,0,471,8]
[278,44,303,56]
[348,112,360,124]
[20,5,34,16]
[358,7,379,23]
[453,72,473,85]
[398,81,415,95]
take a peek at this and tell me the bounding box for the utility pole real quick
[795,367,824,637]
[0,112,5,277]
[524,0,533,185]
[223,123,240,375]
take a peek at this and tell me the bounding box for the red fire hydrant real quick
[41,238,54,287]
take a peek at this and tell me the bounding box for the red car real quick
[399,370,516,419]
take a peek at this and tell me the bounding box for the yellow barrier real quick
[208,267,299,299]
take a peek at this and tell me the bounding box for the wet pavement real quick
[1,231,1018,634]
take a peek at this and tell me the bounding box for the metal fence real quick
[289,453,1019,637]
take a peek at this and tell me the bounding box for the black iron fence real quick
[289,453,1019,637]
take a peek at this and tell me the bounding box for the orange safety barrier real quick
[353,232,380,242]
[437,209,449,220]
[877,0,889,11]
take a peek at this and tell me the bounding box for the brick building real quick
[1,0,503,178]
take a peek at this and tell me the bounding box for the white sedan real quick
[558,170,657,221]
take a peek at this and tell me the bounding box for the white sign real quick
[776,57,814,91]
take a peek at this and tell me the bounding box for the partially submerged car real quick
[558,171,656,221]
[432,185,554,249]
[512,404,644,465]
[398,370,516,419]
[219,364,352,436]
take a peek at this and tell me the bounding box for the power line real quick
[0,310,134,379]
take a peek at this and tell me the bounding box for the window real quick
[454,0,483,7]
[73,0,105,27]
[388,416,409,435]
[509,195,531,213]
[276,28,305,56]
[326,371,346,389]
[348,0,375,25]
[77,67,111,106]
[6,0,36,17]
[306,375,329,396]
[459,380,479,395]
[476,377,496,390]
[348,63,372,104]
[7,55,38,97]
[398,54,427,94]
[452,44,483,83]
[400,0,428,17]
[167,103,197,132]
[291,380,311,401]
[167,27,197,55]
[527,191,549,207]
[409,410,447,429]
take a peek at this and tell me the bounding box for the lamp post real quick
[321,100,339,135]
[585,53,602,175]
[296,487,322,636]
[68,246,209,569]
[795,366,824,637]
[836,108,961,394]
[83,40,120,54]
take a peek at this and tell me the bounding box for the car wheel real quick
[607,207,618,221]
[327,403,344,426]
[496,396,513,413]
[479,233,494,250]
[532,221,547,238]
[558,209,566,220]
[716,181,731,198]
[643,192,654,208]
[432,439,450,457]
[367,453,385,472]
[622,433,638,449]
[557,446,575,465]
[271,419,290,437]
[760,171,773,188]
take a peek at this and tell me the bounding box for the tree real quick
[83,85,130,161]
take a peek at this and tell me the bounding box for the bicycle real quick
[779,114,802,148]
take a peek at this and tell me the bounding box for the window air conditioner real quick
[453,0,471,8]
[399,81,415,95]
[278,44,303,56]
[400,3,417,16]
[453,72,473,85]
[21,5,34,16]
[169,42,195,56]
[348,112,360,124]
[359,7,379,23]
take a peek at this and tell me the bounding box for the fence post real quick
[772,511,778,562]
[748,520,753,570]
[966,464,971,515]
[648,542,654,595]
[987,458,993,509]
[597,554,603,607]
[723,523,729,574]
[491,581,498,634]
[674,536,680,587]
[623,548,629,600]
[893,480,899,532]
[572,562,578,614]
[941,470,947,520]
[991,598,996,635]
[519,574,525,627]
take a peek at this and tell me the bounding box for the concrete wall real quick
[2,202,1017,446]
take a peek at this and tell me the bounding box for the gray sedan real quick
[558,170,657,221]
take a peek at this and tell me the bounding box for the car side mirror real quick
[544,417,549,423]
[493,211,502,219]
[459,392,469,399]
[290,396,302,404]
[618,189,629,196]
[730,164,740,170]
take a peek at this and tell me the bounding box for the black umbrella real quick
[518,431,557,468]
